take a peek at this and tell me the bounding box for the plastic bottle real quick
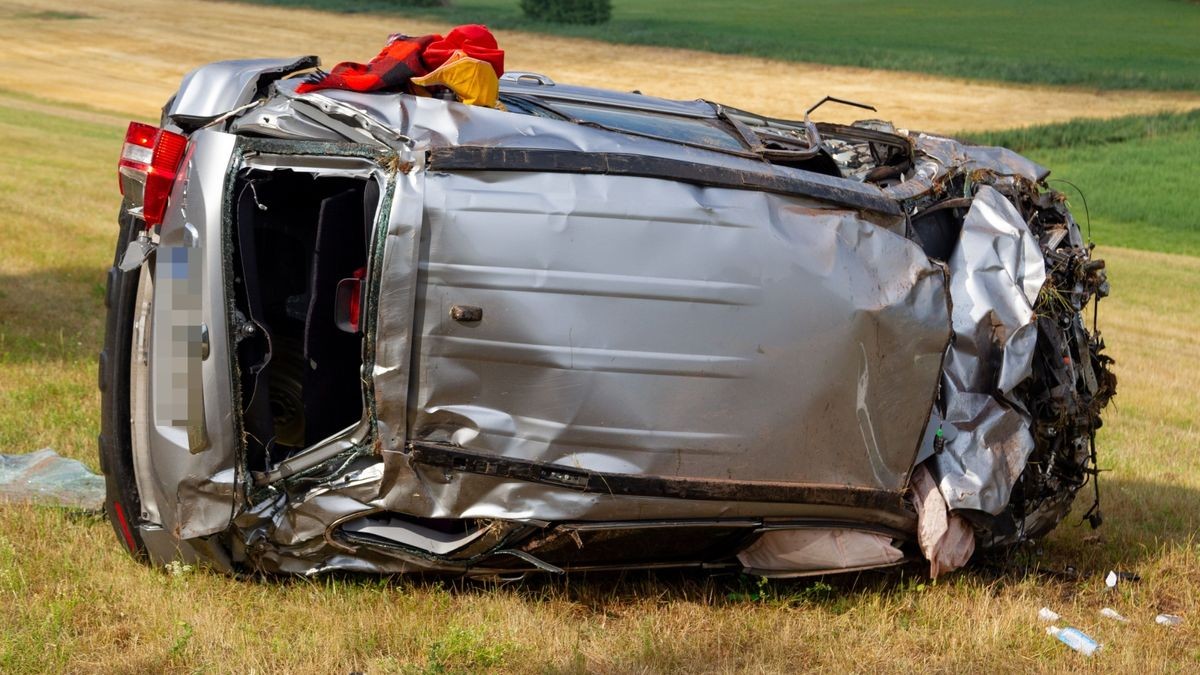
[1046,626,1100,656]
[1099,608,1128,623]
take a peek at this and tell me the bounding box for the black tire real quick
[97,207,149,560]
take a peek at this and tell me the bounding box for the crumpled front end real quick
[865,128,1116,571]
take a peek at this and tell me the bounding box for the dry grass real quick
[2,0,1200,131]
[1,3,1199,670]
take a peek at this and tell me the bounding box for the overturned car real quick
[98,44,1114,578]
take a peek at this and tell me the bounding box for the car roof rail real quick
[500,71,556,86]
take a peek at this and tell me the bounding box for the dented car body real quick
[98,56,1114,578]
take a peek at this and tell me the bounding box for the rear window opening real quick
[229,169,379,471]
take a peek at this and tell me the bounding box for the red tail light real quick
[335,267,368,333]
[118,122,189,228]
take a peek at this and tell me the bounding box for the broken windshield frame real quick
[712,104,828,160]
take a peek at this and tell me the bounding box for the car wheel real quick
[97,208,149,560]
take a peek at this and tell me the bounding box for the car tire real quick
[97,207,149,560]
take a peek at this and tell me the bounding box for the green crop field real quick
[248,0,1200,90]
[963,110,1200,256]
[2,89,1200,670]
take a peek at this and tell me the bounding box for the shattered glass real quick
[0,449,105,511]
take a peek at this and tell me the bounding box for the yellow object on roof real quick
[411,49,502,109]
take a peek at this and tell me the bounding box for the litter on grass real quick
[1155,614,1183,627]
[1099,608,1129,623]
[1038,607,1062,623]
[1105,570,1140,589]
[1046,625,1101,656]
[0,448,104,511]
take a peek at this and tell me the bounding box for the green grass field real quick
[1,90,1199,670]
[247,0,1200,91]
[963,110,1200,256]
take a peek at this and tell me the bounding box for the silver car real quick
[98,57,1114,577]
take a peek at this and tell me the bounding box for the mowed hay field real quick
[3,0,1200,131]
[2,1,1200,673]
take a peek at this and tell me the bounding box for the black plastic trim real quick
[427,146,903,216]
[408,441,911,517]
[97,206,148,559]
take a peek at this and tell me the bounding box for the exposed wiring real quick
[1048,178,1093,245]
[1048,178,1102,335]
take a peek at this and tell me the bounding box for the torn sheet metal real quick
[912,133,1050,184]
[883,132,1049,203]
[930,185,1045,514]
[165,56,318,129]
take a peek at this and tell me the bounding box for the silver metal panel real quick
[372,155,426,457]
[930,186,1046,514]
[166,57,316,124]
[398,171,948,504]
[144,130,240,539]
[252,83,900,220]
[498,78,718,117]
